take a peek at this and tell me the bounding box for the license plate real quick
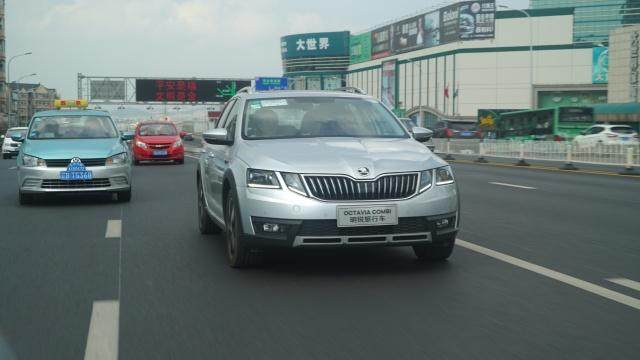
[60,171,93,181]
[153,150,168,156]
[621,137,629,141]
[461,131,473,136]
[337,205,398,228]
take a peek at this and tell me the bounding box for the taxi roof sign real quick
[54,99,89,109]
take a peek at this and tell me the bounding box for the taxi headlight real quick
[435,166,455,186]
[247,169,280,189]
[106,153,128,166]
[419,170,433,193]
[22,154,46,167]
[282,172,308,196]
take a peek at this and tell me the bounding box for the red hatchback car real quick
[132,121,184,165]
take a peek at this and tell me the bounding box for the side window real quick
[217,99,237,129]
[588,126,604,135]
[224,101,241,140]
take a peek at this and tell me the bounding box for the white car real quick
[2,127,28,159]
[573,124,638,148]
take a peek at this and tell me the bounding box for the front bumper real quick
[2,145,20,155]
[18,164,131,193]
[133,146,184,161]
[237,183,459,248]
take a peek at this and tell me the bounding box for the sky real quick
[6,0,528,98]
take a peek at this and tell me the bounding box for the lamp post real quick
[498,5,533,108]
[6,52,33,126]
[14,73,37,83]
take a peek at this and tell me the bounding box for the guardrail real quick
[433,139,640,175]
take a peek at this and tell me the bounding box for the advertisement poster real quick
[381,60,397,109]
[592,47,609,84]
[371,26,392,59]
[459,1,496,40]
[391,15,424,54]
[440,3,460,44]
[350,32,372,64]
[423,11,441,47]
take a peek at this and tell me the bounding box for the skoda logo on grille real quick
[357,167,370,177]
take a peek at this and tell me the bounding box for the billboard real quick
[281,31,350,59]
[135,79,251,103]
[381,60,397,109]
[459,1,496,40]
[350,32,372,64]
[391,15,425,54]
[371,26,392,60]
[440,3,461,43]
[592,47,609,84]
[90,80,125,101]
[423,11,441,47]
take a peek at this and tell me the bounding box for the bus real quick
[494,106,594,141]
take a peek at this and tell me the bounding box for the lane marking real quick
[489,182,537,190]
[9,166,17,170]
[607,278,640,292]
[84,300,119,360]
[456,239,640,311]
[185,154,200,160]
[105,220,122,239]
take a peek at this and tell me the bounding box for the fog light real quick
[436,218,450,229]
[263,223,281,233]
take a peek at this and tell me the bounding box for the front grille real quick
[45,158,106,167]
[148,144,171,149]
[41,178,111,189]
[304,173,419,201]
[298,217,430,237]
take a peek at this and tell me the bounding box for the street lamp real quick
[14,73,37,83]
[6,52,33,125]
[498,5,533,107]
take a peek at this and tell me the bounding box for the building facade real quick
[608,24,640,102]
[10,83,58,126]
[531,0,640,43]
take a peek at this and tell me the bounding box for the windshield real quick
[243,97,408,140]
[138,123,177,136]
[6,129,27,138]
[27,115,118,140]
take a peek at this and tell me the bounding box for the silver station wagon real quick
[197,88,459,267]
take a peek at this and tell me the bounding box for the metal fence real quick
[433,139,640,168]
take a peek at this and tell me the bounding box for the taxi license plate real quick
[621,136,629,141]
[59,171,93,181]
[153,150,168,156]
[337,205,398,228]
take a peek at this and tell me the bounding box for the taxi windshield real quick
[27,115,118,140]
[7,129,27,138]
[138,123,177,136]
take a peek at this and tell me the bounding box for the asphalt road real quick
[1,156,639,360]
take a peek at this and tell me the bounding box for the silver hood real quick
[236,137,447,178]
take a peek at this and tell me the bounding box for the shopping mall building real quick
[280,0,639,126]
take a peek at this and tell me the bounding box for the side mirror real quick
[121,131,134,141]
[203,128,233,146]
[412,127,433,142]
[11,135,25,142]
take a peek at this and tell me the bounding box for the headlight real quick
[172,139,183,148]
[22,154,46,167]
[282,172,308,196]
[435,166,455,185]
[106,153,128,166]
[247,169,280,189]
[135,140,147,149]
[418,170,433,193]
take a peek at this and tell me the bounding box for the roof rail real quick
[236,86,253,95]
[335,87,367,95]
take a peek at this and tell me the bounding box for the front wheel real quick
[224,190,254,268]
[198,179,221,234]
[2,153,10,159]
[413,235,456,261]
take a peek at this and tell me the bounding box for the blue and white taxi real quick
[14,99,133,204]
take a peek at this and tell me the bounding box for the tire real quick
[224,189,254,268]
[197,179,221,235]
[134,160,141,166]
[18,191,34,205]
[176,159,184,165]
[117,189,132,202]
[413,235,456,261]
[2,153,9,159]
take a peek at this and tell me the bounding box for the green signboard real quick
[281,31,350,59]
[592,47,609,84]
[350,32,371,64]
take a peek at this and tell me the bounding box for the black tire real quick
[2,153,9,159]
[198,179,221,234]
[18,191,34,205]
[176,159,184,165]
[224,189,254,268]
[413,235,456,261]
[134,160,141,166]
[117,189,132,202]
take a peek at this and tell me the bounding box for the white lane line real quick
[84,300,119,360]
[607,278,640,292]
[185,154,200,160]
[489,182,537,190]
[105,220,122,239]
[9,166,17,170]
[456,239,640,311]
